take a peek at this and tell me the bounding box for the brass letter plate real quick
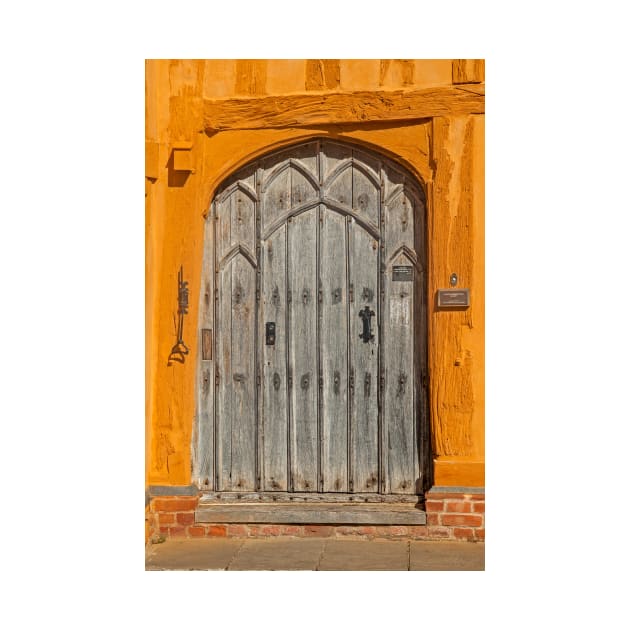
[437,289,470,308]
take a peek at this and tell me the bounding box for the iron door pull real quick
[359,306,375,343]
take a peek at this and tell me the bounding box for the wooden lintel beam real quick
[203,85,485,132]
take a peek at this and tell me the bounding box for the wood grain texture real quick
[452,59,485,84]
[429,116,481,457]
[320,208,349,492]
[203,86,484,131]
[348,222,379,492]
[305,60,340,90]
[195,502,426,524]
[261,225,289,490]
[235,60,267,96]
[288,209,319,491]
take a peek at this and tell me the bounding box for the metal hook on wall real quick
[168,265,190,365]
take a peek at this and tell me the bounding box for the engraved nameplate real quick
[437,289,470,308]
[392,266,414,282]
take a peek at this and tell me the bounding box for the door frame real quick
[193,136,433,499]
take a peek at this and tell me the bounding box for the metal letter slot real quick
[358,306,375,343]
[265,322,276,345]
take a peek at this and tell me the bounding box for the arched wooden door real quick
[195,140,428,500]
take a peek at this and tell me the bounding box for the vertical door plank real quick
[383,248,417,494]
[348,221,380,492]
[385,189,415,256]
[216,195,232,261]
[215,262,233,490]
[290,165,318,207]
[230,189,256,255]
[320,207,349,492]
[261,225,288,490]
[227,254,257,490]
[321,141,348,183]
[326,164,353,207]
[288,209,318,491]
[262,166,290,234]
[352,163,379,227]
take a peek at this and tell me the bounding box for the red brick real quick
[427,526,451,539]
[206,525,227,537]
[260,525,282,536]
[304,525,333,537]
[158,513,175,525]
[445,501,471,513]
[408,525,429,538]
[470,494,485,500]
[425,500,444,512]
[227,524,249,537]
[189,526,206,537]
[475,528,485,541]
[176,512,195,526]
[426,513,440,526]
[472,501,485,513]
[159,526,170,535]
[425,492,465,500]
[453,527,475,540]
[280,526,303,536]
[168,526,187,537]
[441,514,483,527]
[152,497,199,512]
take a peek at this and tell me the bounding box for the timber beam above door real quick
[203,85,485,132]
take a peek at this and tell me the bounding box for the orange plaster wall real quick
[145,59,484,487]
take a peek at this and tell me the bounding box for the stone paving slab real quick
[145,538,243,571]
[229,538,325,570]
[410,541,484,571]
[318,539,409,571]
[145,537,484,571]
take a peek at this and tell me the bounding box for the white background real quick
[1,1,629,628]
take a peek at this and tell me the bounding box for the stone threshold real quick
[195,502,426,525]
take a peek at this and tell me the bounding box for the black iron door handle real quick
[359,306,375,343]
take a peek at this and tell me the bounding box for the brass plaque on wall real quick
[437,289,470,308]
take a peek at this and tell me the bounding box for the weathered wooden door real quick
[196,140,428,499]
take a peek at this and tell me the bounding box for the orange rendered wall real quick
[145,59,484,488]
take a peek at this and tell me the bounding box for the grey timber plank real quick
[195,503,426,524]
[290,163,318,208]
[230,188,256,255]
[216,195,232,262]
[383,252,417,492]
[288,209,318,491]
[352,160,379,226]
[325,163,353,208]
[200,492,418,503]
[320,207,349,492]
[262,163,290,234]
[228,254,257,490]
[215,261,233,490]
[261,225,288,490]
[348,221,380,492]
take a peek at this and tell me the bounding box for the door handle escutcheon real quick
[359,306,375,343]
